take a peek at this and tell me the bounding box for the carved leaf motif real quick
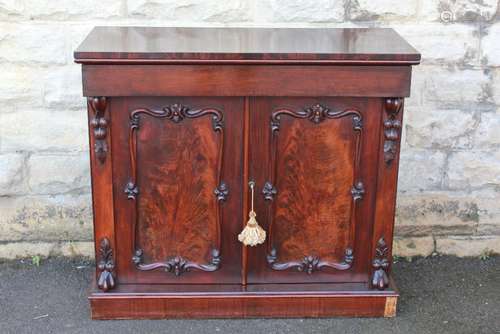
[271,103,362,132]
[383,98,403,165]
[163,103,189,123]
[97,238,115,291]
[267,247,354,274]
[88,97,108,164]
[371,237,390,290]
[214,182,229,202]
[351,181,365,201]
[262,182,277,201]
[132,248,221,276]
[306,103,329,124]
[124,181,139,200]
[130,103,224,131]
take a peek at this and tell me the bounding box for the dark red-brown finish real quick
[76,26,419,319]
[112,97,244,285]
[247,98,379,284]
[74,27,420,65]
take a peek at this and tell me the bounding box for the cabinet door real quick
[112,97,243,284]
[247,97,381,284]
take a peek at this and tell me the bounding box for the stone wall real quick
[1,0,499,259]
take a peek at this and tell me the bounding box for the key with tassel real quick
[238,181,266,246]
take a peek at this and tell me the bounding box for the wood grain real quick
[247,97,381,284]
[75,27,420,65]
[134,108,220,266]
[111,97,244,285]
[89,277,399,319]
[82,65,412,97]
[268,106,358,270]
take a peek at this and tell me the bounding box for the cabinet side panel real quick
[371,98,405,287]
[87,97,117,289]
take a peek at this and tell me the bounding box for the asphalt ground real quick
[0,255,498,334]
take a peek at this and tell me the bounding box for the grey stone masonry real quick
[1,0,500,258]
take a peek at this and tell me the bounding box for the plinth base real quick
[89,276,399,319]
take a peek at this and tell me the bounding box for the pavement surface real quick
[0,255,498,334]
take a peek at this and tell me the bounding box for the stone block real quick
[27,154,90,195]
[473,112,500,149]
[128,0,252,22]
[253,0,344,23]
[58,241,94,258]
[0,23,68,65]
[0,0,24,19]
[43,66,85,110]
[420,0,499,23]
[436,236,500,256]
[0,241,94,259]
[0,194,92,242]
[25,0,122,20]
[0,109,88,152]
[393,237,434,257]
[398,149,446,192]
[405,106,478,149]
[0,153,26,195]
[396,190,500,233]
[447,151,500,189]
[422,66,489,106]
[482,24,500,66]
[0,64,45,109]
[394,24,479,65]
[348,0,418,20]
[490,68,500,105]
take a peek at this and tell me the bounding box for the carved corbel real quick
[88,97,108,164]
[383,98,403,165]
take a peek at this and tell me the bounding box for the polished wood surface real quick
[247,97,381,284]
[75,27,420,65]
[269,102,358,268]
[136,103,219,263]
[89,276,399,319]
[82,65,412,97]
[111,97,244,285]
[76,26,420,319]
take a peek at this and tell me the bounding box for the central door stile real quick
[241,96,251,286]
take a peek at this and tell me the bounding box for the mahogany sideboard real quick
[75,27,420,319]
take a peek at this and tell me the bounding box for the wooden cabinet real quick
[75,27,420,319]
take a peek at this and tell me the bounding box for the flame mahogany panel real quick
[247,97,381,284]
[271,111,357,264]
[112,97,244,284]
[134,106,221,265]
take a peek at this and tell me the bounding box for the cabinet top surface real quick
[74,27,420,65]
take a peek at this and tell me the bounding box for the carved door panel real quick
[112,97,244,284]
[247,97,381,284]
